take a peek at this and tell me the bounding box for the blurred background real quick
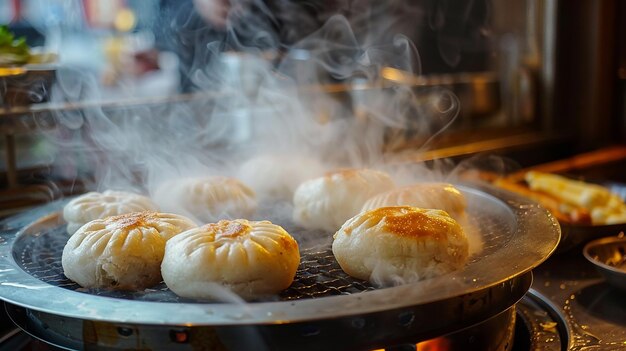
[1,0,527,119]
[0,0,625,214]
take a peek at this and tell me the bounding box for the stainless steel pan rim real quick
[0,183,561,326]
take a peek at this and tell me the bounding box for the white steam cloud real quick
[29,1,495,305]
[42,3,462,207]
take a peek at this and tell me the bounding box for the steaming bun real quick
[61,211,197,290]
[332,206,469,284]
[154,177,257,223]
[362,183,466,220]
[161,219,300,299]
[293,169,395,232]
[237,154,325,200]
[63,190,159,235]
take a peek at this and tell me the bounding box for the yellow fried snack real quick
[525,171,612,209]
[524,172,626,225]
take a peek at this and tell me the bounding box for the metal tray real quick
[0,183,560,348]
[557,181,626,252]
[559,222,626,253]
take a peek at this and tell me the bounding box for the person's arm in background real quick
[192,0,349,47]
[158,0,350,92]
[193,0,231,29]
[154,0,229,92]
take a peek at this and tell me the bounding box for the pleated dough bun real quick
[162,219,300,299]
[62,211,197,290]
[293,169,395,232]
[154,177,257,223]
[362,183,466,220]
[63,190,159,235]
[332,206,469,284]
[237,154,325,200]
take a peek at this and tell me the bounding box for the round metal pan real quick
[3,282,528,351]
[0,183,560,349]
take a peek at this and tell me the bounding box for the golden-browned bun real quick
[237,154,325,200]
[361,183,466,220]
[63,190,159,235]
[292,169,395,232]
[153,176,257,223]
[332,206,469,284]
[161,219,300,299]
[62,211,197,290]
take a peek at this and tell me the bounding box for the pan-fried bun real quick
[332,206,469,284]
[362,183,466,220]
[161,219,300,299]
[237,154,325,200]
[63,190,159,235]
[62,211,197,290]
[153,176,257,223]
[293,169,395,232]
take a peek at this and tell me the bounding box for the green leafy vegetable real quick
[0,25,31,66]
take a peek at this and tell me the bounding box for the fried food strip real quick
[525,171,612,209]
[521,172,626,225]
[494,178,591,224]
[590,194,626,224]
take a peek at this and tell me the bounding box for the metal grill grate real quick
[16,224,375,303]
[11,190,514,305]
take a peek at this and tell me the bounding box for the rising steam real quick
[41,1,461,200]
[29,2,480,301]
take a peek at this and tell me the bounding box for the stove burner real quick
[1,291,567,351]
